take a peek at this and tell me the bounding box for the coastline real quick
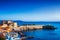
[0,20,57,40]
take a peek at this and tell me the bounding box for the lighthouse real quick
[13,22,18,27]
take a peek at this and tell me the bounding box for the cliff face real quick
[13,25,43,31]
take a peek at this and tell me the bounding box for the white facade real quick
[2,24,7,27]
[8,20,12,24]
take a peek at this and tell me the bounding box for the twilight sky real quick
[0,0,60,21]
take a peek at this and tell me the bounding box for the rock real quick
[27,36,34,39]
[43,25,57,30]
[20,37,27,40]
[21,34,26,37]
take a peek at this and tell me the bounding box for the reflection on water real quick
[22,23,60,40]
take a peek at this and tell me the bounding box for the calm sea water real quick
[18,22,60,40]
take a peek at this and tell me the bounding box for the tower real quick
[13,22,18,27]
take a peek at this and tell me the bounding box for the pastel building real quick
[8,20,12,24]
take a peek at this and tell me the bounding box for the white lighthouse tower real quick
[13,22,18,27]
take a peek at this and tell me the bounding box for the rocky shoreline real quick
[14,25,57,32]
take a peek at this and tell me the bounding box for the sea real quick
[17,21,60,40]
[0,21,60,40]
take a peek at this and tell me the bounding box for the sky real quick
[0,0,60,21]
